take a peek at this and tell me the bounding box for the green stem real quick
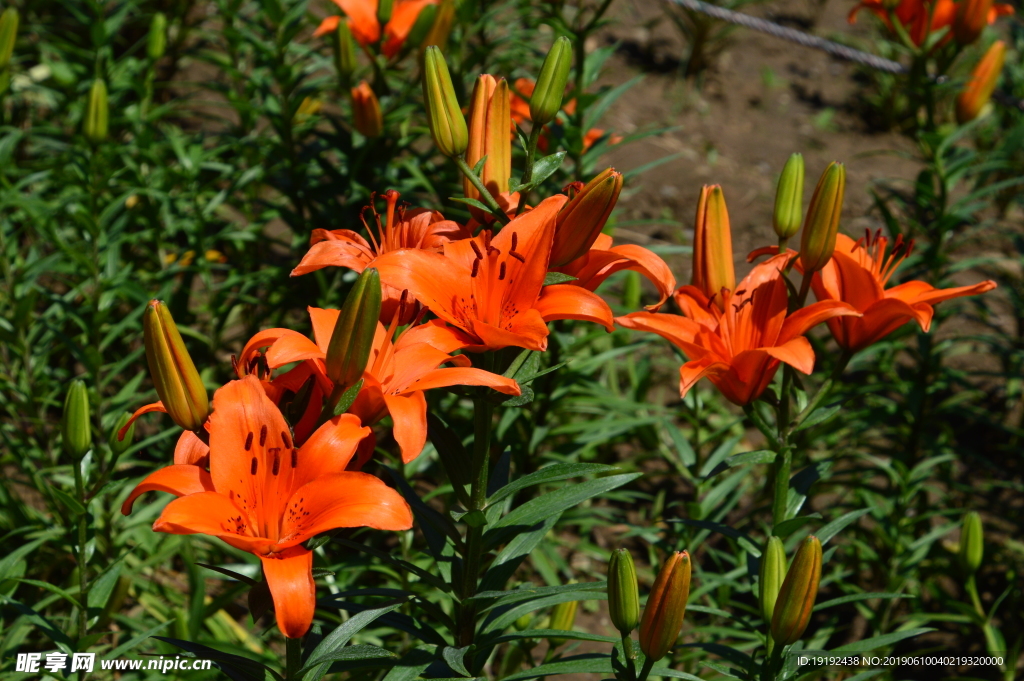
[73,460,89,641]
[760,642,783,681]
[514,126,543,217]
[636,656,655,681]
[622,635,637,681]
[285,636,302,680]
[771,447,792,527]
[966,575,986,620]
[454,155,511,225]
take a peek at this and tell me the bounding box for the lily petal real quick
[535,284,614,331]
[121,464,215,515]
[152,491,272,554]
[174,430,210,467]
[260,547,316,639]
[119,401,166,440]
[383,392,428,463]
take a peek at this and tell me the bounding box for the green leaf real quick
[824,628,934,654]
[471,581,607,608]
[333,380,364,416]
[813,592,912,612]
[300,601,406,675]
[794,403,842,432]
[816,508,871,545]
[11,579,82,609]
[480,515,559,592]
[703,450,776,478]
[450,196,496,214]
[543,272,578,286]
[196,562,259,586]
[442,645,472,677]
[526,151,566,188]
[675,519,761,557]
[772,514,822,539]
[482,591,607,635]
[487,463,621,506]
[501,655,612,681]
[153,636,280,681]
[298,644,397,669]
[0,533,54,581]
[51,486,87,516]
[104,621,171,659]
[379,646,437,681]
[6,598,75,654]
[487,628,617,645]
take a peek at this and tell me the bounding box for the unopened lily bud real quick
[62,380,92,459]
[549,598,578,647]
[957,41,1005,124]
[608,548,640,635]
[420,0,455,53]
[143,300,210,432]
[639,551,691,662]
[530,36,572,126]
[798,162,845,274]
[691,185,735,303]
[773,153,805,240]
[551,168,623,267]
[959,511,984,575]
[332,20,358,85]
[514,613,533,631]
[351,81,383,137]
[759,536,787,626]
[954,0,993,45]
[465,75,512,203]
[110,411,136,456]
[771,536,822,646]
[326,268,382,391]
[0,7,19,70]
[84,78,109,144]
[422,46,468,158]
[378,0,394,24]
[147,12,167,61]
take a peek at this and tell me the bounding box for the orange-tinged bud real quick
[464,75,512,203]
[798,162,845,274]
[770,536,822,646]
[143,300,210,432]
[549,598,578,648]
[691,185,735,303]
[422,46,468,158]
[954,0,993,45]
[639,551,691,662]
[351,81,383,137]
[957,41,1006,124]
[551,168,623,267]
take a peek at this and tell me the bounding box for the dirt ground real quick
[596,0,922,279]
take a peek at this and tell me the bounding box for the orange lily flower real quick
[235,307,520,462]
[848,0,1010,47]
[374,195,616,352]
[314,0,438,58]
[292,190,468,324]
[555,233,677,310]
[121,376,412,639]
[510,78,622,153]
[805,231,997,352]
[616,254,859,405]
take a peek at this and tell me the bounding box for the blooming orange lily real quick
[555,233,677,310]
[314,0,438,58]
[804,231,996,352]
[121,376,413,639]
[374,195,616,352]
[235,306,520,462]
[616,254,859,405]
[292,190,468,324]
[510,78,621,153]
[849,0,1010,47]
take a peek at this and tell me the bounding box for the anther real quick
[271,449,281,475]
[259,425,268,446]
[281,431,292,449]
[471,259,480,278]
[511,232,518,251]
[509,250,525,262]
[470,240,483,259]
[291,449,298,468]
[244,432,254,451]
[250,457,258,475]
[499,262,507,280]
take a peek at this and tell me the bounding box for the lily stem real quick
[622,635,637,681]
[636,656,655,681]
[514,126,543,217]
[455,155,511,225]
[73,458,89,642]
[285,636,302,680]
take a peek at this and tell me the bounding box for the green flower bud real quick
[333,19,358,85]
[378,0,393,24]
[514,613,533,631]
[147,12,167,61]
[84,78,109,144]
[0,7,19,71]
[62,380,92,459]
[549,598,578,648]
[771,536,822,646]
[422,46,468,158]
[639,551,691,662]
[798,162,845,274]
[325,268,382,392]
[530,36,572,126]
[959,511,983,575]
[143,300,210,432]
[608,548,640,635]
[773,153,804,240]
[759,536,787,627]
[110,411,135,457]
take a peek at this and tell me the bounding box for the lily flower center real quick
[852,228,915,287]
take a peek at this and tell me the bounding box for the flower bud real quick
[143,300,210,432]
[514,613,533,631]
[62,380,92,459]
[639,551,691,662]
[549,598,578,647]
[465,75,512,204]
[378,0,394,24]
[110,411,136,457]
[691,185,735,303]
[293,96,323,125]
[771,536,822,646]
[551,168,623,267]
[773,153,804,240]
[954,0,993,45]
[326,268,382,391]
[422,46,468,158]
[0,7,19,71]
[420,0,455,53]
[332,20,358,85]
[84,78,109,144]
[530,36,572,126]
[798,162,845,274]
[959,511,984,575]
[351,81,383,137]
[608,548,640,635]
[957,41,1005,124]
[147,12,167,61]
[759,536,787,626]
